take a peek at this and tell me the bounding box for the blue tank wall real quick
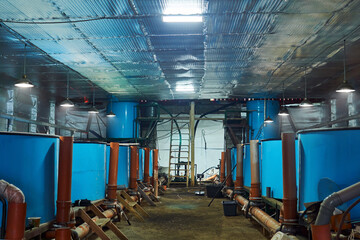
[243,144,251,187]
[0,133,59,224]
[106,145,130,188]
[138,148,144,181]
[149,150,153,177]
[72,142,106,201]
[299,129,360,219]
[247,100,280,140]
[231,148,237,182]
[261,139,299,199]
[107,102,138,139]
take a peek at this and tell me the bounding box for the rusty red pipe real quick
[234,144,244,190]
[281,133,298,226]
[144,148,150,184]
[226,149,232,187]
[130,146,138,190]
[234,193,280,234]
[250,140,261,201]
[220,152,225,183]
[0,180,26,240]
[108,142,119,201]
[56,136,73,233]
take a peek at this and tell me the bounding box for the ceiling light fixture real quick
[106,96,116,117]
[336,39,355,93]
[88,88,99,114]
[264,116,274,123]
[299,69,313,107]
[60,72,74,107]
[15,44,34,88]
[278,82,289,116]
[176,84,194,92]
[162,15,203,22]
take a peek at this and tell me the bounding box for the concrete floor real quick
[92,187,267,240]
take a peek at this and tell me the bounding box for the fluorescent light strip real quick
[162,16,203,23]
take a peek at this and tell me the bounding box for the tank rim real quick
[0,131,59,138]
[297,127,360,135]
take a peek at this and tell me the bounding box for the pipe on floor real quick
[153,149,159,197]
[312,182,360,240]
[0,180,26,240]
[226,149,232,187]
[250,140,261,201]
[56,136,73,233]
[108,142,119,201]
[144,148,150,184]
[74,208,117,239]
[235,194,280,234]
[220,152,225,183]
[234,144,244,190]
[281,133,298,229]
[129,146,138,190]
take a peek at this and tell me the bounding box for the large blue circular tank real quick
[261,139,299,199]
[106,144,130,188]
[149,150,153,177]
[138,148,144,181]
[247,100,280,140]
[231,148,237,182]
[72,142,106,201]
[107,102,138,139]
[0,132,59,224]
[243,144,251,187]
[298,128,360,219]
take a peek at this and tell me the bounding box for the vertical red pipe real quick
[282,133,298,224]
[130,146,138,189]
[5,202,26,240]
[107,142,119,201]
[56,136,73,227]
[226,149,233,187]
[234,144,244,190]
[220,152,225,182]
[55,228,71,240]
[153,149,159,197]
[250,140,261,201]
[144,147,150,184]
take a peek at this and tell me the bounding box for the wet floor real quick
[91,187,267,240]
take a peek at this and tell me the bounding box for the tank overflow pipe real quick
[312,181,360,240]
[0,180,26,240]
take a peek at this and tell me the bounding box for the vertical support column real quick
[56,136,73,238]
[153,149,159,197]
[220,152,225,182]
[281,133,298,232]
[130,146,138,190]
[107,142,119,201]
[250,140,261,201]
[226,149,232,187]
[235,144,244,191]
[144,148,150,184]
[190,101,195,187]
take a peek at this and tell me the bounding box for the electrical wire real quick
[336,198,360,240]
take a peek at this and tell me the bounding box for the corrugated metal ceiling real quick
[1,0,360,101]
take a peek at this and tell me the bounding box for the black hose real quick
[0,196,7,239]
[194,102,238,136]
[336,198,360,240]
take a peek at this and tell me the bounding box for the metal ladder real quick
[167,119,191,187]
